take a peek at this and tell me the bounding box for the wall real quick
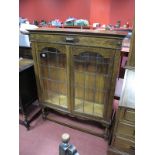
[109,0,135,26]
[19,0,134,26]
[90,0,111,24]
[19,0,91,23]
[89,0,135,25]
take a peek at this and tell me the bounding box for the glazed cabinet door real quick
[36,43,69,110]
[71,46,116,119]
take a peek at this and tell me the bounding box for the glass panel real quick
[74,98,83,112]
[39,47,67,108]
[73,52,112,117]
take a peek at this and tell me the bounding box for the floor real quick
[19,113,109,155]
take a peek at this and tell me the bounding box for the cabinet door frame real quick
[70,45,117,121]
[34,42,70,111]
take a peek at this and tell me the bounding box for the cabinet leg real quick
[102,125,109,140]
[42,107,47,120]
[23,115,30,130]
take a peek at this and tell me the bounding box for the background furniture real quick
[29,28,127,138]
[108,70,135,155]
[108,27,135,154]
[114,31,131,100]
[19,58,40,129]
[19,46,32,59]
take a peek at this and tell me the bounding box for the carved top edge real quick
[28,27,128,38]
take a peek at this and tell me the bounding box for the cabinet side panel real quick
[105,50,121,121]
[31,42,42,102]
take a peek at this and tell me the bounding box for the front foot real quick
[42,107,47,120]
[101,123,109,139]
[24,120,30,130]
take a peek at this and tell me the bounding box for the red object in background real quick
[19,0,134,26]
[126,22,129,28]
